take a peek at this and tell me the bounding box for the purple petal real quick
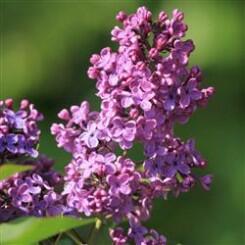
[87,136,99,148]
[177,163,190,175]
[164,98,175,111]
[140,99,152,111]
[180,93,190,108]
[120,140,133,150]
[120,184,131,195]
[191,90,202,100]
[107,175,117,186]
[26,147,39,158]
[105,163,117,175]
[123,128,135,141]
[165,166,176,178]
[21,194,32,203]
[200,175,213,191]
[111,127,122,138]
[18,184,29,194]
[118,174,129,184]
[87,121,97,132]
[29,186,42,194]
[121,97,134,108]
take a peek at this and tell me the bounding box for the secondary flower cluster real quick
[0,99,43,159]
[0,155,65,222]
[0,99,65,222]
[52,7,214,245]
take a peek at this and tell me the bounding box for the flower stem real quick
[54,233,62,245]
[88,218,102,245]
[65,230,84,245]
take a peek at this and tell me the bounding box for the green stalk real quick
[54,233,62,245]
[88,218,102,245]
[65,230,84,245]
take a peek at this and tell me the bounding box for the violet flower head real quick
[0,100,66,222]
[52,6,214,244]
[0,155,65,222]
[110,227,128,245]
[0,99,43,160]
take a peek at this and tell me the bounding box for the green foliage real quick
[0,163,33,181]
[0,216,95,244]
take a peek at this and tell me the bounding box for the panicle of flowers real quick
[0,98,43,159]
[0,99,65,222]
[0,155,65,222]
[52,6,214,244]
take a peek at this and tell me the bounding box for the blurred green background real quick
[1,0,244,244]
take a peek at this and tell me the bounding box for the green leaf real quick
[0,216,95,244]
[0,163,33,181]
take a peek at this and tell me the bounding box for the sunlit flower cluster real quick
[52,6,214,244]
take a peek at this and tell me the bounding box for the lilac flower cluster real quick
[0,155,65,222]
[110,225,166,245]
[0,99,43,159]
[52,7,214,244]
[0,99,65,222]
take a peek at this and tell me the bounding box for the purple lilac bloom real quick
[0,99,43,160]
[0,155,65,222]
[0,100,66,222]
[79,121,99,148]
[52,6,214,244]
[110,227,128,245]
[200,174,213,191]
[129,226,167,245]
